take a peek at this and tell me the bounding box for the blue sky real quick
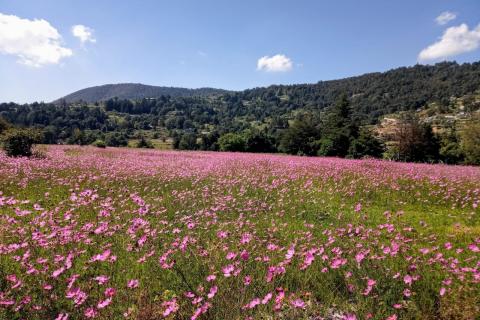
[0,0,479,103]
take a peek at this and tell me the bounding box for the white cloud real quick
[72,24,96,44]
[435,11,457,25]
[257,54,293,72]
[0,13,72,67]
[418,23,480,62]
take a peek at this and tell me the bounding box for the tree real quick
[136,135,154,149]
[386,113,439,162]
[460,114,480,164]
[317,94,358,157]
[199,131,219,151]
[348,127,385,158]
[439,128,464,164]
[105,132,128,147]
[177,133,198,150]
[279,118,320,155]
[92,140,106,148]
[0,117,10,134]
[244,131,276,153]
[218,133,246,152]
[1,128,43,157]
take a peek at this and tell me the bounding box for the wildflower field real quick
[0,146,479,320]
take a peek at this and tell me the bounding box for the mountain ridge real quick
[56,83,230,103]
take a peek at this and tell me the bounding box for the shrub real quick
[218,133,246,152]
[0,117,10,135]
[136,136,154,149]
[1,128,43,157]
[93,140,107,148]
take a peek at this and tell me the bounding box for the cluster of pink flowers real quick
[0,145,478,319]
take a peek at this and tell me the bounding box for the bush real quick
[105,132,129,147]
[1,128,43,157]
[136,136,154,149]
[0,117,10,135]
[92,140,106,148]
[218,133,246,152]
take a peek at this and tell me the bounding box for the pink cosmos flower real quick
[162,298,179,317]
[222,264,234,277]
[240,249,249,260]
[354,203,362,212]
[330,258,347,269]
[468,244,480,252]
[104,287,116,297]
[243,298,261,309]
[226,252,237,260]
[261,292,272,304]
[207,286,218,299]
[217,231,228,238]
[84,307,97,318]
[90,249,111,263]
[439,287,446,296]
[291,298,305,309]
[52,267,65,278]
[97,297,112,309]
[403,275,413,286]
[94,275,109,285]
[127,279,139,288]
[206,274,216,282]
[55,313,69,320]
[240,233,252,244]
[285,245,295,260]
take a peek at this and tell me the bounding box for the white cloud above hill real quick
[0,13,72,67]
[72,24,96,44]
[257,54,293,72]
[418,23,480,62]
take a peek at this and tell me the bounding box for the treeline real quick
[171,95,480,165]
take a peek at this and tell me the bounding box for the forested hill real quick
[55,62,480,123]
[57,83,230,103]
[229,61,480,123]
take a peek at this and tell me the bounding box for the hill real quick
[56,83,230,103]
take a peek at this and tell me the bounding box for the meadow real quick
[0,146,479,320]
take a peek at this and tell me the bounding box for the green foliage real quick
[439,129,464,164]
[136,136,154,149]
[385,113,440,162]
[279,118,320,156]
[218,133,246,152]
[67,128,89,145]
[198,131,220,151]
[316,95,358,157]
[0,117,10,134]
[105,132,128,147]
[348,127,385,159]
[177,133,198,150]
[460,115,480,164]
[244,130,276,153]
[92,140,106,148]
[1,128,43,157]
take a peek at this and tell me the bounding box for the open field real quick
[0,146,479,319]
